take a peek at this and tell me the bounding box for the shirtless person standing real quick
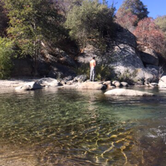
[89,57,96,81]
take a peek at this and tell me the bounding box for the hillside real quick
[0,0,166,85]
[10,25,166,85]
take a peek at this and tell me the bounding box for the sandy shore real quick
[0,79,39,93]
[0,79,38,88]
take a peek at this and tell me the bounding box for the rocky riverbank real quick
[0,76,129,92]
[1,75,166,92]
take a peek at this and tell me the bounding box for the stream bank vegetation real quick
[0,0,165,80]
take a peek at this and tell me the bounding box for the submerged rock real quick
[104,89,154,96]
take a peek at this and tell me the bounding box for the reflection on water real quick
[0,87,166,165]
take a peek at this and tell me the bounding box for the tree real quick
[116,0,149,25]
[155,16,166,58]
[116,10,138,32]
[2,0,64,75]
[0,37,14,78]
[65,0,116,50]
[0,0,9,36]
[133,17,165,53]
[56,0,83,16]
[155,16,166,36]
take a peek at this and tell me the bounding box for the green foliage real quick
[95,64,112,81]
[115,69,138,84]
[76,63,112,81]
[0,37,14,79]
[155,16,166,36]
[76,63,89,77]
[65,0,116,49]
[0,1,8,36]
[2,0,64,57]
[1,0,67,75]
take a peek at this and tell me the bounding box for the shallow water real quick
[0,87,166,166]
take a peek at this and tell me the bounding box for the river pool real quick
[0,87,166,166]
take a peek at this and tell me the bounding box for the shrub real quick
[115,69,138,84]
[0,37,14,79]
[76,63,90,77]
[133,18,165,53]
[95,64,113,81]
[76,62,113,81]
[65,0,116,50]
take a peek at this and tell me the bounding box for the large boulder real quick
[135,68,159,84]
[158,76,166,88]
[15,77,59,91]
[108,28,159,84]
[115,27,137,48]
[139,47,159,66]
[59,81,107,90]
[35,77,59,87]
[110,28,145,83]
[110,44,159,84]
[73,75,87,82]
[76,28,159,85]
[15,82,43,91]
[77,81,107,90]
[77,44,99,64]
[105,89,154,96]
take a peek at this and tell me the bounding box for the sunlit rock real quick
[121,82,128,87]
[15,82,42,91]
[103,81,115,90]
[77,81,107,90]
[112,80,121,87]
[158,76,166,88]
[35,77,58,87]
[73,74,87,82]
[104,89,154,96]
[140,47,159,66]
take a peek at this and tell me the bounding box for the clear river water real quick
[0,86,166,166]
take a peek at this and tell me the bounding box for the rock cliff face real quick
[11,50,77,79]
[11,27,161,85]
[113,29,160,84]
[78,27,160,84]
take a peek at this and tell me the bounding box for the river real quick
[0,87,166,166]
